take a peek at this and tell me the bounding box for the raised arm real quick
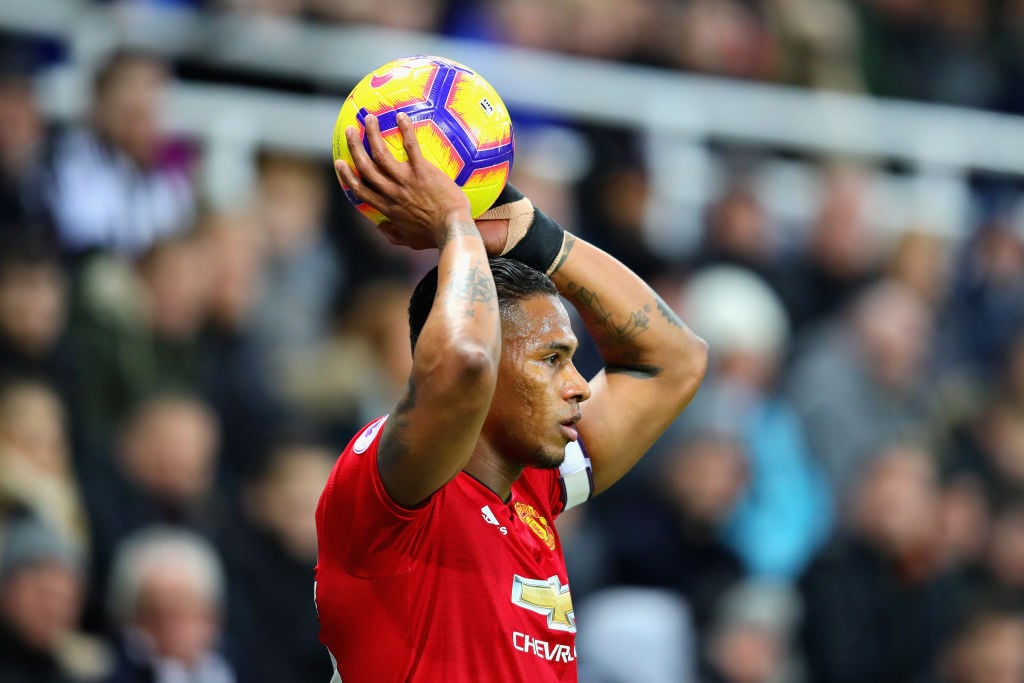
[476,189,707,495]
[337,114,500,507]
[552,235,707,494]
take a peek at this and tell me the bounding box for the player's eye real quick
[543,354,560,366]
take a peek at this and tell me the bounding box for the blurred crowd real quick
[92,0,1024,114]
[2,2,1024,683]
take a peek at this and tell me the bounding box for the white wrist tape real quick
[559,440,593,511]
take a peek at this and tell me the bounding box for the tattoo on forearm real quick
[615,309,650,342]
[655,296,685,330]
[548,234,576,276]
[438,220,480,249]
[447,260,497,317]
[566,283,650,345]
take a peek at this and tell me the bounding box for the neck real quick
[464,441,524,502]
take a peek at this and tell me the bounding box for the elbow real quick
[446,339,500,391]
[412,339,498,409]
[691,335,710,385]
[413,326,499,396]
[675,332,709,400]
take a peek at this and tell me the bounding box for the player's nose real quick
[564,363,591,403]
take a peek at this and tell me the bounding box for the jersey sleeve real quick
[316,416,435,577]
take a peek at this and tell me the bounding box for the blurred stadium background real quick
[2,0,1024,682]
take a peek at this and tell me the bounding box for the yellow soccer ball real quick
[333,55,515,224]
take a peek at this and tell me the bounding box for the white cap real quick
[679,266,789,357]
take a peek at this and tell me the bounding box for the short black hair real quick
[408,257,558,353]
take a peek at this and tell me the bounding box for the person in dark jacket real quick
[0,516,87,683]
[799,444,964,683]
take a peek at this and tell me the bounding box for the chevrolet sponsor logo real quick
[510,574,575,633]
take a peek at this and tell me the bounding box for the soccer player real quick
[315,112,708,681]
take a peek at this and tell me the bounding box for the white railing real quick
[3,0,1017,239]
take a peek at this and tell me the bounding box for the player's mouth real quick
[560,413,581,442]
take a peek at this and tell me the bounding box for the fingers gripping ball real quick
[333,56,515,223]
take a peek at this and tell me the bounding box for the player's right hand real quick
[335,112,472,246]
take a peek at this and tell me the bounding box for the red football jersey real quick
[315,416,587,682]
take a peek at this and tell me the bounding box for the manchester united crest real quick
[514,502,556,550]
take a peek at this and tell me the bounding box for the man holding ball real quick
[315,111,707,681]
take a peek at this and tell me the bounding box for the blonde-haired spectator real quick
[0,379,89,557]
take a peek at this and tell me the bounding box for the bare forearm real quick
[379,218,500,506]
[549,234,707,495]
[417,218,501,373]
[549,235,702,378]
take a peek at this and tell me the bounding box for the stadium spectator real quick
[679,266,833,580]
[0,64,55,237]
[922,0,1002,109]
[786,279,935,497]
[782,163,882,336]
[853,0,932,101]
[798,444,962,683]
[281,278,413,437]
[0,236,78,407]
[887,229,952,309]
[196,211,291,481]
[704,581,804,683]
[0,516,90,683]
[0,380,90,556]
[47,49,193,256]
[669,0,779,81]
[997,0,1024,115]
[79,393,222,635]
[854,0,1001,108]
[559,0,658,62]
[249,153,342,393]
[221,442,333,683]
[71,232,211,443]
[575,152,672,282]
[105,526,235,683]
[690,178,790,303]
[948,394,1024,506]
[935,603,1024,683]
[307,0,447,32]
[764,0,864,91]
[597,396,747,631]
[942,209,1024,382]
[973,498,1024,609]
[449,0,570,51]
[940,325,1024,506]
[933,474,992,579]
